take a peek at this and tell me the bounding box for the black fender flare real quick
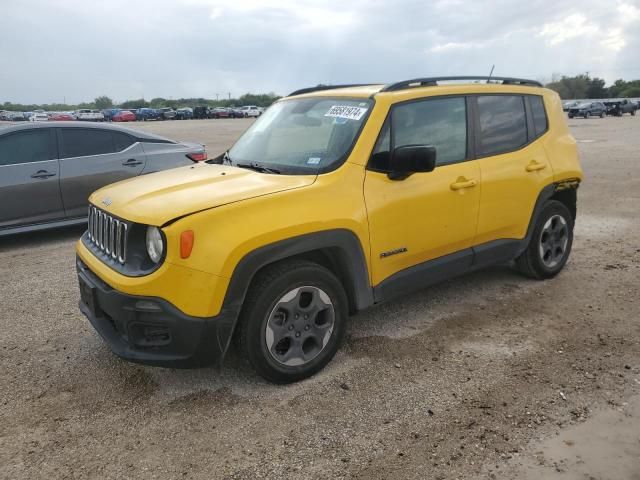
[515,182,578,257]
[214,229,374,359]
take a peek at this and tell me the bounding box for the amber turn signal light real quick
[180,230,195,258]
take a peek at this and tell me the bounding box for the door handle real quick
[525,160,547,172]
[450,177,477,191]
[122,159,142,167]
[30,170,56,179]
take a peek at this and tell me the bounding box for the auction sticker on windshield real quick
[325,105,368,121]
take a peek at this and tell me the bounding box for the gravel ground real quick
[0,116,639,479]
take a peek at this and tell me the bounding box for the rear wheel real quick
[236,260,348,383]
[516,200,574,280]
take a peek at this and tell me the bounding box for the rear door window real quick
[112,132,136,152]
[477,95,527,156]
[60,128,115,158]
[0,130,53,166]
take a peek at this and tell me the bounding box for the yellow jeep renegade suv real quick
[76,76,582,383]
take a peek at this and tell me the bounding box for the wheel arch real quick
[517,180,579,257]
[222,229,374,319]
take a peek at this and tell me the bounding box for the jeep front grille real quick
[87,206,128,264]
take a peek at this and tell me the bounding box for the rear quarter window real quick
[530,96,548,137]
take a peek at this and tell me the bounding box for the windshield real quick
[227,97,372,174]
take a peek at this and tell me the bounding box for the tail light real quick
[187,152,207,162]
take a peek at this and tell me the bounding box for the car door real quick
[0,127,65,229]
[364,96,480,288]
[473,95,554,255]
[58,127,146,218]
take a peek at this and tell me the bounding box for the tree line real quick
[544,75,640,100]
[3,77,639,112]
[1,93,281,112]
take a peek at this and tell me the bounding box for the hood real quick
[90,163,316,226]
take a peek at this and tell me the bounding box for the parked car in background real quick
[562,101,579,112]
[209,107,230,119]
[76,109,105,122]
[102,108,120,122]
[4,112,28,122]
[29,111,49,122]
[175,107,193,120]
[568,101,606,118]
[112,110,136,122]
[228,107,245,118]
[240,105,261,117]
[0,122,207,236]
[49,113,75,121]
[158,107,177,120]
[135,108,160,121]
[193,106,209,119]
[604,99,637,116]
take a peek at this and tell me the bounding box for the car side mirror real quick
[387,145,437,180]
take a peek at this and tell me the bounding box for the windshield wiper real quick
[236,162,281,174]
[206,150,232,165]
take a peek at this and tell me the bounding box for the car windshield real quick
[227,97,372,174]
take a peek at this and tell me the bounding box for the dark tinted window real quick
[530,96,548,137]
[0,130,52,166]
[113,132,135,152]
[477,95,527,156]
[370,97,467,171]
[60,129,114,158]
[369,119,390,171]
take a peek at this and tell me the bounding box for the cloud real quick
[1,0,639,104]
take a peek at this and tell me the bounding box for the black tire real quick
[235,260,348,383]
[516,200,574,280]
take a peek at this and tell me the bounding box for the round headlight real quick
[146,226,164,263]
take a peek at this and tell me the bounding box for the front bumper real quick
[77,257,237,368]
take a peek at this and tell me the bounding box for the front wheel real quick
[516,200,574,280]
[236,260,348,383]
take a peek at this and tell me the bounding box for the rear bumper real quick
[77,257,237,368]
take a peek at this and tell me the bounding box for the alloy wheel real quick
[265,286,335,367]
[538,214,569,269]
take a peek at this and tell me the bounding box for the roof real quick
[286,76,547,100]
[0,121,175,143]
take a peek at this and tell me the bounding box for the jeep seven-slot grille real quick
[87,206,128,264]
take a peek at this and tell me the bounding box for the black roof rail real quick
[287,84,376,97]
[380,76,543,92]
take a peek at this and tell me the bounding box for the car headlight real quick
[146,226,164,263]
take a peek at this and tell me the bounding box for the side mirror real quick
[388,145,436,180]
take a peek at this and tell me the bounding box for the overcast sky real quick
[1,0,639,104]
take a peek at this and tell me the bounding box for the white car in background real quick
[29,111,49,122]
[76,109,105,121]
[240,105,261,117]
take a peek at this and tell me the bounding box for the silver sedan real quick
[0,122,207,236]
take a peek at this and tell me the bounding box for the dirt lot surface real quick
[1,116,639,479]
